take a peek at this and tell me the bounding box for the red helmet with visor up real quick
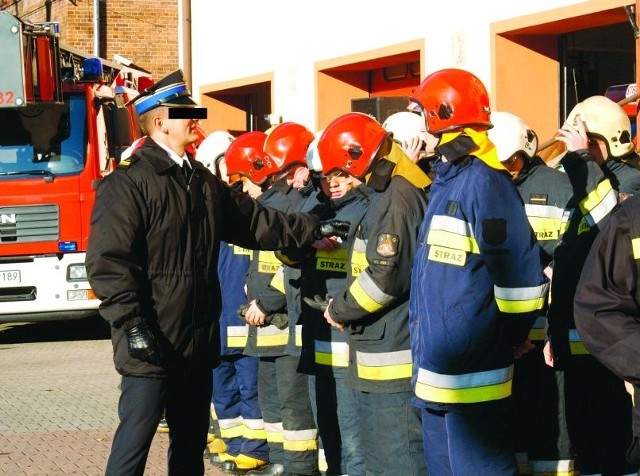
[264,122,314,177]
[224,131,273,185]
[317,112,389,179]
[410,68,492,134]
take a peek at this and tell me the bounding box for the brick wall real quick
[2,0,178,79]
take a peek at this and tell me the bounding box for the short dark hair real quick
[138,106,168,135]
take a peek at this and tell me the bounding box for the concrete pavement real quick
[0,321,225,475]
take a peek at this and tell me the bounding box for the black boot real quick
[246,463,285,476]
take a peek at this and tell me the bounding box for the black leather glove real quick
[238,304,288,329]
[122,318,161,365]
[315,220,351,241]
[303,294,330,312]
[265,313,289,330]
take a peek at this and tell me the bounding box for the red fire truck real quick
[0,11,152,323]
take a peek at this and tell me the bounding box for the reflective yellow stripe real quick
[580,179,617,226]
[494,283,548,313]
[529,459,575,476]
[569,329,590,355]
[528,316,547,341]
[256,326,289,347]
[243,419,267,440]
[316,248,348,272]
[270,266,286,294]
[350,271,394,313]
[351,250,368,277]
[349,278,382,313]
[527,216,562,241]
[632,237,640,259]
[283,428,318,451]
[265,422,283,443]
[315,340,348,367]
[227,325,248,348]
[219,417,244,438]
[427,215,480,253]
[415,366,513,403]
[356,349,412,380]
[258,251,280,274]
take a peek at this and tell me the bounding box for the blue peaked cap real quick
[131,69,198,115]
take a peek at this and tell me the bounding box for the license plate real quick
[0,270,21,284]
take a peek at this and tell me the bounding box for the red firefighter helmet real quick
[317,112,389,178]
[410,68,492,134]
[224,131,273,185]
[264,122,314,176]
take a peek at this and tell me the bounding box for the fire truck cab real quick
[0,11,152,323]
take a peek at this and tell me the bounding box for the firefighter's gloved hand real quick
[303,294,330,312]
[237,304,250,319]
[122,318,161,365]
[315,220,350,241]
[265,313,289,330]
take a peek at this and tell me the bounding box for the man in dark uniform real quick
[317,112,430,476]
[574,194,640,470]
[85,70,348,476]
[489,111,575,476]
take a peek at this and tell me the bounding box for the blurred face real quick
[241,176,263,198]
[217,157,230,184]
[286,166,310,190]
[150,107,201,154]
[501,153,525,179]
[320,170,355,199]
[588,136,608,165]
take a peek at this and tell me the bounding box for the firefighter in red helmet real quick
[408,69,549,475]
[314,111,430,475]
[239,122,322,476]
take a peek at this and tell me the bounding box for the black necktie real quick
[182,163,191,182]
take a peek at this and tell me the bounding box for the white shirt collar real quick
[156,141,190,168]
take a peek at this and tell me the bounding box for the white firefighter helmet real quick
[383,111,427,145]
[566,95,633,158]
[488,111,538,162]
[305,130,324,174]
[195,131,235,175]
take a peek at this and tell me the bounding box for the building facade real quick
[0,0,179,79]
[190,0,637,150]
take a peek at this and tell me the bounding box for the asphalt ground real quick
[0,316,225,475]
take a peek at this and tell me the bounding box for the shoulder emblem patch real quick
[482,218,507,246]
[376,233,399,257]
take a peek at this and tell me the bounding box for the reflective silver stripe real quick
[295,324,302,348]
[283,428,318,441]
[430,214,475,236]
[494,282,548,313]
[568,329,582,342]
[257,326,288,336]
[218,416,243,430]
[529,459,574,473]
[242,418,265,430]
[355,271,395,307]
[531,315,546,330]
[315,340,348,355]
[581,179,617,227]
[427,215,479,253]
[227,325,249,337]
[417,365,513,389]
[265,421,283,433]
[356,349,412,366]
[352,237,367,252]
[524,203,565,219]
